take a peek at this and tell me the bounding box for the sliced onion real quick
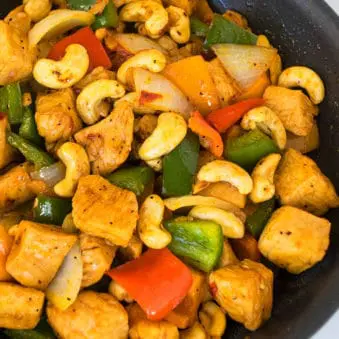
[213,44,277,90]
[30,162,66,187]
[114,33,167,55]
[46,241,82,311]
[133,68,193,119]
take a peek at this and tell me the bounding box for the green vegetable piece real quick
[190,17,209,37]
[164,219,223,272]
[92,0,119,30]
[33,195,72,226]
[67,0,96,10]
[19,107,43,147]
[226,129,279,170]
[107,166,154,196]
[162,131,200,197]
[6,83,23,125]
[0,87,8,112]
[204,14,257,48]
[7,132,54,169]
[246,198,276,238]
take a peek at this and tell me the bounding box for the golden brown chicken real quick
[6,220,77,290]
[0,113,16,170]
[259,206,331,274]
[4,5,31,35]
[0,282,45,330]
[72,175,138,246]
[275,148,339,215]
[80,233,117,288]
[35,88,82,145]
[209,259,273,331]
[47,291,129,339]
[75,101,134,175]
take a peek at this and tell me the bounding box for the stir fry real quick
[0,0,337,338]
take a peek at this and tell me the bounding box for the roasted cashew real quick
[278,66,325,104]
[120,0,169,39]
[139,112,187,160]
[28,9,94,46]
[197,160,253,195]
[117,49,167,86]
[33,44,89,89]
[241,106,287,150]
[166,5,190,44]
[115,92,157,114]
[250,153,281,203]
[23,0,51,22]
[108,280,133,303]
[138,194,172,249]
[145,158,162,172]
[54,142,90,197]
[189,206,245,239]
[180,322,209,339]
[199,301,227,337]
[76,79,126,125]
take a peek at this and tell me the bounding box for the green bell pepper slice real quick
[204,14,257,48]
[246,198,276,238]
[0,87,8,112]
[33,195,72,226]
[67,0,96,10]
[226,129,280,170]
[7,132,54,170]
[6,83,23,125]
[19,106,43,147]
[162,131,200,197]
[164,218,223,272]
[92,0,119,30]
[107,166,154,196]
[190,17,209,37]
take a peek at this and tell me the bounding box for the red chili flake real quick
[139,91,162,105]
[209,282,218,298]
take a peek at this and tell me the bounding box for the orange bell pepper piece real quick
[48,27,112,71]
[0,225,13,281]
[206,98,265,133]
[188,111,223,157]
[107,248,193,321]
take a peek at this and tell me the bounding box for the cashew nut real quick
[76,79,126,125]
[117,49,167,87]
[197,160,253,195]
[199,301,227,337]
[138,194,172,249]
[278,66,325,104]
[54,142,90,197]
[109,280,133,303]
[180,322,209,339]
[120,0,169,39]
[24,0,51,22]
[115,92,157,114]
[164,195,246,223]
[189,206,245,239]
[33,44,89,89]
[139,112,187,160]
[250,153,281,203]
[167,5,190,44]
[270,54,282,85]
[241,106,287,150]
[145,158,162,172]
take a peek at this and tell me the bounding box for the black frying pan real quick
[1,1,339,338]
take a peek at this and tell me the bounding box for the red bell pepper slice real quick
[48,27,112,71]
[206,98,265,133]
[189,111,223,157]
[107,248,193,321]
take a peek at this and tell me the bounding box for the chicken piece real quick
[218,239,239,268]
[0,163,46,212]
[275,148,339,215]
[73,175,138,246]
[208,58,241,107]
[163,0,198,15]
[75,101,134,175]
[75,66,116,90]
[4,5,31,35]
[134,115,158,140]
[118,234,143,261]
[0,113,16,170]
[35,88,82,144]
[6,220,77,290]
[128,303,179,339]
[263,86,317,136]
[209,259,273,331]
[47,291,128,339]
[223,10,251,31]
[0,21,34,85]
[259,206,331,274]
[0,282,44,329]
[80,233,117,288]
[165,269,206,329]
